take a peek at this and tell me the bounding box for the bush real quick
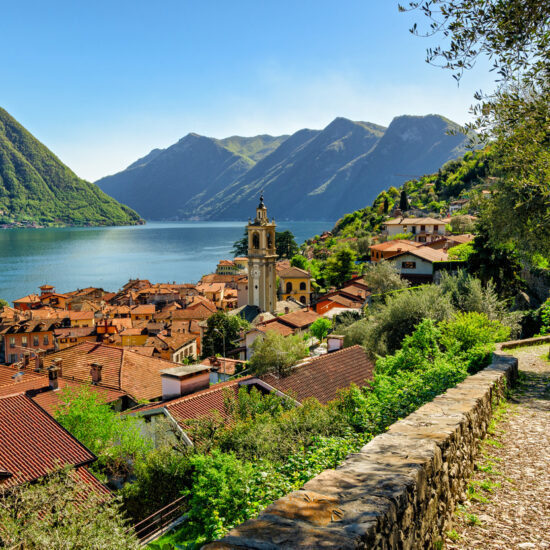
[361,261,409,294]
[249,331,309,376]
[121,447,193,524]
[540,298,550,335]
[344,285,454,356]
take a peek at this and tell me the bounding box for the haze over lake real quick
[0,221,330,303]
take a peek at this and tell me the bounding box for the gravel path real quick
[445,345,550,549]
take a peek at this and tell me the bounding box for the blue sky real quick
[2,0,494,181]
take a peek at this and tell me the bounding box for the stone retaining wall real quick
[498,334,550,350]
[204,354,518,550]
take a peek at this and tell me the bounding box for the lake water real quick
[0,221,331,302]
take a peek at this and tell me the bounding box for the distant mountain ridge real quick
[0,108,142,227]
[96,114,468,221]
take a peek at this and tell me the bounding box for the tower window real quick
[267,232,273,249]
[252,232,260,249]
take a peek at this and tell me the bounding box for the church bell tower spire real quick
[247,194,278,312]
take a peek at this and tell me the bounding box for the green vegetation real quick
[0,107,143,227]
[54,386,152,479]
[0,467,139,549]
[142,308,508,547]
[309,317,332,342]
[248,331,309,376]
[201,311,250,358]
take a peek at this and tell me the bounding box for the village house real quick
[233,256,248,273]
[369,239,424,262]
[216,259,238,275]
[381,217,446,243]
[37,284,70,309]
[12,293,41,311]
[54,326,97,350]
[278,266,312,305]
[0,319,59,364]
[385,247,449,284]
[129,304,155,322]
[448,198,470,213]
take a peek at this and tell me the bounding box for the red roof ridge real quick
[165,375,254,408]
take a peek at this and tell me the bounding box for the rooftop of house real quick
[42,342,182,401]
[278,266,311,279]
[0,393,101,488]
[369,239,424,252]
[276,308,320,329]
[259,345,374,404]
[255,320,295,337]
[160,364,211,378]
[387,247,449,263]
[0,319,61,335]
[383,217,444,226]
[13,293,41,304]
[201,356,244,376]
[130,304,156,315]
[53,326,96,338]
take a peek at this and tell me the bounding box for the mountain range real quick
[0,108,142,227]
[96,114,469,221]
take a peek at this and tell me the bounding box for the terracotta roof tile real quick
[0,394,96,488]
[42,342,180,400]
[259,345,374,404]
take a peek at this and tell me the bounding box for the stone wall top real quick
[204,353,518,550]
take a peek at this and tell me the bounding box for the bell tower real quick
[247,194,278,312]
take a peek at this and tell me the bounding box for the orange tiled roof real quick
[259,345,374,404]
[256,320,295,337]
[383,217,444,226]
[277,309,320,329]
[13,293,41,304]
[278,266,311,278]
[388,247,449,263]
[0,393,96,488]
[369,239,424,252]
[42,342,181,400]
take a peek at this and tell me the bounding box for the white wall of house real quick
[386,223,445,238]
[387,253,434,275]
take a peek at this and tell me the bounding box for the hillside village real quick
[3,174,538,546]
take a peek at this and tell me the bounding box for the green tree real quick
[202,311,249,358]
[290,254,308,270]
[276,230,299,258]
[467,221,525,299]
[0,298,8,308]
[232,230,248,256]
[54,387,151,478]
[404,0,550,259]
[309,318,332,342]
[0,467,139,549]
[383,196,389,213]
[399,189,408,211]
[361,261,409,294]
[249,331,309,376]
[324,247,356,288]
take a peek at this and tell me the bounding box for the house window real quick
[21,336,28,346]
[420,225,425,231]
[286,281,293,293]
[299,282,306,291]
[411,227,417,234]
[9,354,18,363]
[299,296,306,304]
[418,236,426,243]
[33,336,39,346]
[43,335,49,345]
[402,261,416,269]
[9,337,15,347]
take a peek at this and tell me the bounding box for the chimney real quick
[284,306,289,314]
[48,359,62,390]
[22,351,31,369]
[327,334,345,353]
[34,350,45,372]
[90,362,103,385]
[165,327,172,337]
[160,365,210,400]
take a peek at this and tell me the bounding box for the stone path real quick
[445,345,550,550]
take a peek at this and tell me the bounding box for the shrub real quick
[540,298,550,335]
[309,317,332,342]
[249,331,309,376]
[121,447,193,524]
[361,261,409,294]
[344,285,454,356]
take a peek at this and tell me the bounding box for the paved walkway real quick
[446,345,550,550]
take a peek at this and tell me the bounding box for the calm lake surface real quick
[0,221,330,302]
